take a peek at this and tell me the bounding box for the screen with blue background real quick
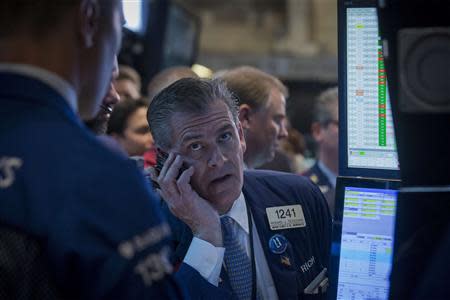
[336,187,397,300]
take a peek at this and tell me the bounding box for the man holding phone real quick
[149,78,331,299]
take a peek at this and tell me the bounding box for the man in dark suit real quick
[302,163,336,216]
[0,0,183,298]
[148,78,331,299]
[303,87,339,215]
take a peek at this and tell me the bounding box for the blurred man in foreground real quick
[149,78,331,299]
[84,60,121,135]
[84,60,129,156]
[0,0,183,298]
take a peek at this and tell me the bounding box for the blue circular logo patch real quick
[268,234,288,254]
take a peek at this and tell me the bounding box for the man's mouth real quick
[210,174,232,185]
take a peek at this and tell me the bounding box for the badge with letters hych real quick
[266,205,306,230]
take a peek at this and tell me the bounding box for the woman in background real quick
[107,98,154,158]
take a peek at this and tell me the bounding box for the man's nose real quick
[145,134,153,148]
[207,146,226,168]
[278,122,288,139]
[104,83,120,106]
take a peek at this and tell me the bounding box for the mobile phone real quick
[152,150,189,189]
[155,150,169,176]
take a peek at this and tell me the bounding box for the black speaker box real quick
[378,1,450,299]
[379,0,450,185]
[398,27,450,113]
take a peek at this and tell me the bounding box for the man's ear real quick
[237,121,247,153]
[238,104,252,130]
[311,121,323,143]
[78,0,99,48]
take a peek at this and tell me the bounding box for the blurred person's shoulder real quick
[2,92,149,198]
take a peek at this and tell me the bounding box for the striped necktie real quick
[221,215,253,300]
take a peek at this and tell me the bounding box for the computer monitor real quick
[119,0,200,92]
[339,0,400,179]
[160,2,200,69]
[329,176,401,300]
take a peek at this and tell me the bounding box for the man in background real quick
[147,66,199,102]
[0,0,183,298]
[218,66,289,169]
[303,87,339,214]
[115,64,141,100]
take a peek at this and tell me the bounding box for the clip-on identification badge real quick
[266,205,306,230]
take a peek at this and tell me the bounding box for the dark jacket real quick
[165,170,332,300]
[0,73,184,299]
[303,162,336,215]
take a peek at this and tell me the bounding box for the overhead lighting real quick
[192,64,213,78]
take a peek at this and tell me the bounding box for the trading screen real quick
[337,186,397,300]
[346,7,399,170]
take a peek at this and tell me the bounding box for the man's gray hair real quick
[147,77,239,149]
[313,86,338,124]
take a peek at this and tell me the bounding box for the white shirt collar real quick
[222,192,249,234]
[0,63,77,112]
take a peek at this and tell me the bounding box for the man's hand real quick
[154,153,223,247]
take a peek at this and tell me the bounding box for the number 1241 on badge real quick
[266,205,306,230]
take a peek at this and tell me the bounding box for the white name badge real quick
[266,205,306,230]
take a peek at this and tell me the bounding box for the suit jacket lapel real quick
[243,173,299,299]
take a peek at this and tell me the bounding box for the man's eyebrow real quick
[179,123,234,144]
[180,133,204,145]
[274,113,286,119]
[217,123,234,133]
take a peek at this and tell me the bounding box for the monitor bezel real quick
[338,0,401,179]
[328,175,401,299]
